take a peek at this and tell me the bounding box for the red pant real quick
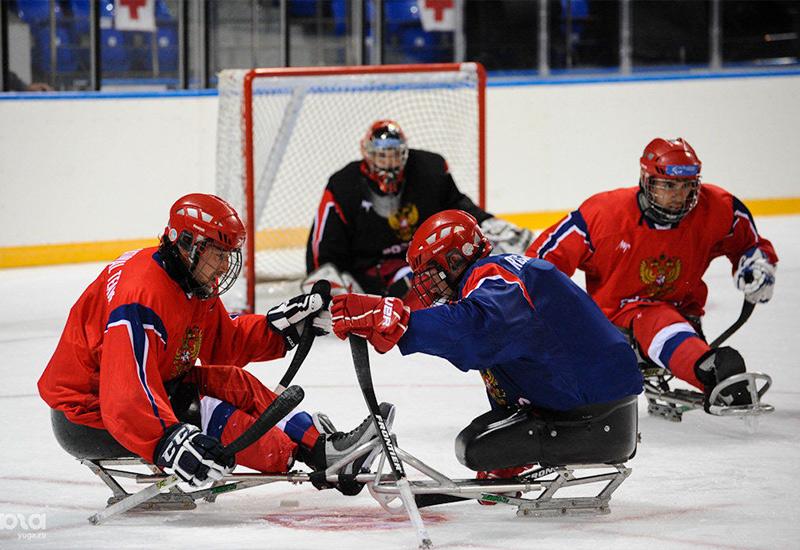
[613,303,708,389]
[187,365,298,472]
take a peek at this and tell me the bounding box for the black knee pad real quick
[167,382,202,426]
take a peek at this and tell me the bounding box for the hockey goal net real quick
[215,63,486,313]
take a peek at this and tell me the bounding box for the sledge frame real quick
[642,365,774,422]
[82,435,632,520]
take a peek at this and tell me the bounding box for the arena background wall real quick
[1,72,799,268]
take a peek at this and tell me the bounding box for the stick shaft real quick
[276,280,331,393]
[348,335,431,548]
[710,300,755,348]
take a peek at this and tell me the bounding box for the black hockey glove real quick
[267,292,332,349]
[154,424,235,488]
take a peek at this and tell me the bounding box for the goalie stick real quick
[275,280,332,394]
[88,385,305,525]
[709,300,755,348]
[349,335,433,550]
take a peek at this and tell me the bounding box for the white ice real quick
[1,216,799,549]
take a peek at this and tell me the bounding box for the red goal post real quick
[215,63,486,313]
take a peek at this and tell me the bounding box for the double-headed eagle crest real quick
[640,254,681,298]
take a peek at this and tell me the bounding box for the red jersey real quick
[38,247,286,461]
[527,184,778,322]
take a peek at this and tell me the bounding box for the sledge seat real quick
[455,395,638,471]
[51,409,133,460]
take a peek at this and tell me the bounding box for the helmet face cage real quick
[178,232,242,299]
[412,264,457,307]
[410,241,480,306]
[362,122,409,194]
[640,173,700,224]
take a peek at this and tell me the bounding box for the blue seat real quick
[157,25,178,72]
[290,0,318,18]
[30,23,80,73]
[102,29,131,73]
[384,0,419,28]
[16,0,61,24]
[397,27,449,64]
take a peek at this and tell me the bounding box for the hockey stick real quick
[88,385,305,525]
[709,300,755,348]
[275,280,332,394]
[349,335,432,550]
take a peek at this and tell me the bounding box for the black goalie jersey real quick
[306,149,491,294]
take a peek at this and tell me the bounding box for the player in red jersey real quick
[528,138,777,412]
[39,193,393,493]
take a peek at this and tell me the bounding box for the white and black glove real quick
[154,424,234,488]
[267,292,332,349]
[480,217,535,255]
[734,247,776,304]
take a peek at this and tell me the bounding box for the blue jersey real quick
[398,254,643,411]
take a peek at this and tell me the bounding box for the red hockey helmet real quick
[163,193,246,299]
[407,210,492,306]
[360,119,409,195]
[639,138,702,224]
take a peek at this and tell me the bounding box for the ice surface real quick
[1,217,798,549]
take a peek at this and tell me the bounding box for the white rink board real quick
[1,72,800,248]
[1,216,798,549]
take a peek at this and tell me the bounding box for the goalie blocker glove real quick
[480,217,535,255]
[154,423,235,488]
[268,292,332,349]
[734,247,776,304]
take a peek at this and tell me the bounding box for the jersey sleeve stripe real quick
[311,190,346,270]
[731,196,760,239]
[462,263,534,309]
[106,304,169,431]
[534,211,592,258]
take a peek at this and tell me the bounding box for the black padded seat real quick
[455,395,639,471]
[51,409,134,460]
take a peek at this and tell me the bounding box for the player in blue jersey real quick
[331,210,643,481]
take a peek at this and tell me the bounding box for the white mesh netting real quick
[215,64,483,312]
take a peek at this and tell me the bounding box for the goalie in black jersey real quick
[304,119,533,301]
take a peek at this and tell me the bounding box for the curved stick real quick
[709,300,755,348]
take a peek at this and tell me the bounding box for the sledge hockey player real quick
[304,119,533,300]
[528,137,778,415]
[330,210,642,482]
[38,193,393,495]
